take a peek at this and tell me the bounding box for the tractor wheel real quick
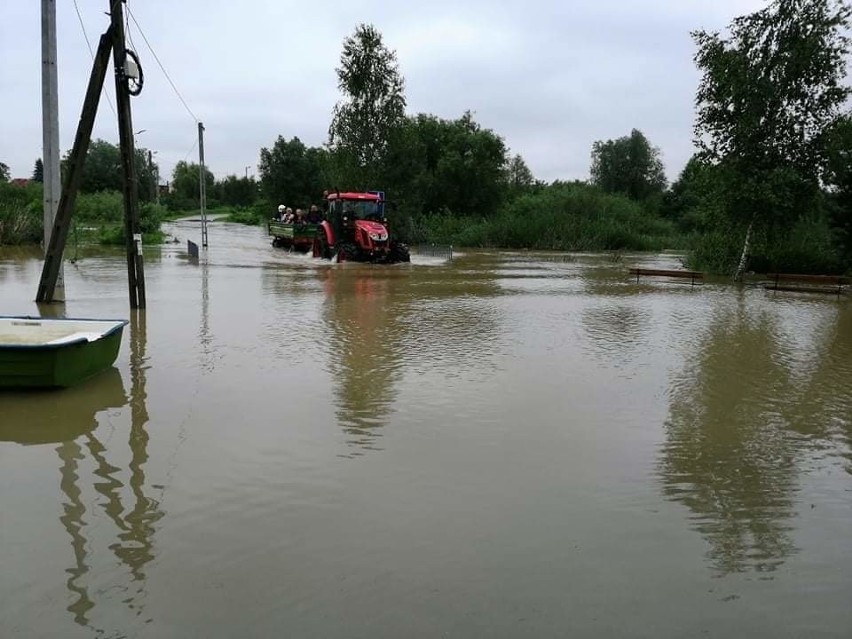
[338,242,359,263]
[390,242,411,263]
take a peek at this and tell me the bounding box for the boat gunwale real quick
[0,315,129,351]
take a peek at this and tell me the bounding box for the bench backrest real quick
[767,273,849,285]
[628,268,704,278]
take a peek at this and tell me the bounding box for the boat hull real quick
[0,318,127,389]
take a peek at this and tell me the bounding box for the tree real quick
[32,159,43,183]
[0,162,9,182]
[258,136,326,209]
[692,0,852,277]
[505,154,535,195]
[328,24,406,186]
[60,139,159,202]
[169,161,215,209]
[383,112,508,217]
[217,175,258,207]
[590,129,667,200]
[823,114,852,263]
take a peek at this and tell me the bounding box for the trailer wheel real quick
[313,234,331,259]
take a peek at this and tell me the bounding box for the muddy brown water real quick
[1,220,850,638]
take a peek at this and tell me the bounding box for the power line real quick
[183,138,198,162]
[72,0,118,119]
[124,7,137,54]
[126,6,199,124]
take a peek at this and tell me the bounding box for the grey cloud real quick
[1,0,766,184]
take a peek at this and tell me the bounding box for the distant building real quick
[10,178,31,187]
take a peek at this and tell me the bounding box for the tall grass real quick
[417,183,684,252]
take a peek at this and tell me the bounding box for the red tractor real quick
[312,191,410,264]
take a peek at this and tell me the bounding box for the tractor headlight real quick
[368,232,388,241]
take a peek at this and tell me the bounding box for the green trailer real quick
[268,220,319,252]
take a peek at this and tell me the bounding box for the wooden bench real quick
[765,273,849,296]
[629,267,704,286]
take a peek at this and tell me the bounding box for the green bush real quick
[688,211,844,275]
[140,202,166,234]
[225,207,263,225]
[0,182,43,245]
[71,192,164,244]
[415,183,684,252]
[75,190,123,222]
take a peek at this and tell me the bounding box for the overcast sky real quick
[1,0,767,185]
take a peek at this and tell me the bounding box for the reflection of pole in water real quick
[121,310,162,592]
[56,439,95,626]
[199,255,214,372]
[70,311,161,623]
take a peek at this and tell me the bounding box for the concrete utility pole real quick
[36,27,114,304]
[41,0,64,302]
[198,121,208,248]
[109,0,146,308]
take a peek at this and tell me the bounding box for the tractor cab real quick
[326,191,385,231]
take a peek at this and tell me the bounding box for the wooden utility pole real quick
[41,0,64,302]
[198,121,208,248]
[36,0,149,308]
[36,29,113,303]
[110,0,146,308]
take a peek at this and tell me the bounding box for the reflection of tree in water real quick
[660,306,799,575]
[779,303,852,474]
[321,268,408,455]
[1,312,163,631]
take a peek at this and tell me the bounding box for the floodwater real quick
[1,220,850,638]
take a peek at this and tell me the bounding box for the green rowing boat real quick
[0,316,128,388]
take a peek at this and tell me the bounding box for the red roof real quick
[326,191,381,201]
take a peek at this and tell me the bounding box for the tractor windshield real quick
[342,200,383,220]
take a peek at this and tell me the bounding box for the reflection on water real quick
[198,256,217,374]
[0,368,125,445]
[3,236,852,637]
[1,369,128,627]
[781,304,852,474]
[659,297,852,574]
[582,302,651,366]
[320,268,407,455]
[56,439,93,624]
[0,313,162,631]
[120,312,163,600]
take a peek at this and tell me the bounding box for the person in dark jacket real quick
[306,205,323,224]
